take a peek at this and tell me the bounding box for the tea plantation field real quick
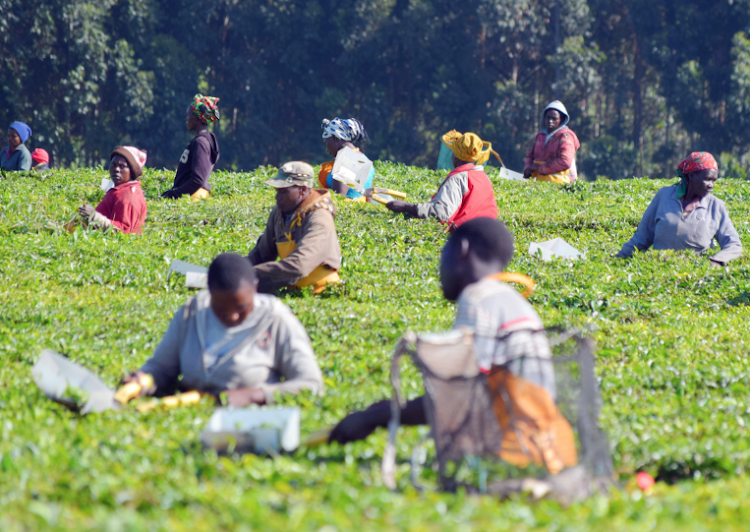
[2,164,750,530]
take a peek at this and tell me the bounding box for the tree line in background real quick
[2,0,750,180]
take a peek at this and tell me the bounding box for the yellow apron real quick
[530,160,571,184]
[191,187,211,201]
[276,230,340,294]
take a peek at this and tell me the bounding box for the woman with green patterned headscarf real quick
[162,94,221,200]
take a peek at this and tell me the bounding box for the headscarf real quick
[190,94,221,124]
[321,117,367,143]
[540,101,570,145]
[110,146,147,179]
[442,130,502,166]
[31,149,49,164]
[675,152,718,199]
[9,121,32,144]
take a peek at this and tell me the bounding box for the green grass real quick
[2,164,750,530]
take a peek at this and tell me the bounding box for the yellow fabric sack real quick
[530,160,571,184]
[488,368,578,475]
[442,130,503,166]
[191,187,211,201]
[276,240,340,294]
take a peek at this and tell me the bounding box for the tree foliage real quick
[3,0,750,178]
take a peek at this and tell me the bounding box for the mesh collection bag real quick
[381,327,612,497]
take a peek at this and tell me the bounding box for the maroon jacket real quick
[95,181,147,234]
[523,129,580,182]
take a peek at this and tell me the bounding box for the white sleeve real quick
[415,173,468,221]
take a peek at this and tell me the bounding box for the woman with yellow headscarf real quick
[386,131,498,232]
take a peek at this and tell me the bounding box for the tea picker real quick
[386,132,498,232]
[319,117,373,201]
[381,328,613,503]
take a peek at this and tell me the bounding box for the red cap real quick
[31,149,49,164]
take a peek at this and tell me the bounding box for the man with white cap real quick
[248,161,342,294]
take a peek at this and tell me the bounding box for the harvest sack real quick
[382,328,611,493]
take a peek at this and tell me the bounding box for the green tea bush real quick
[1,165,750,530]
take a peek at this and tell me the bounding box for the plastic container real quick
[200,407,301,455]
[498,167,526,182]
[166,259,208,288]
[31,350,118,414]
[331,147,373,194]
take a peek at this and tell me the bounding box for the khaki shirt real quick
[249,189,342,290]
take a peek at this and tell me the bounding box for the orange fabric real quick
[489,272,535,299]
[318,161,335,188]
[318,147,361,189]
[276,240,340,294]
[488,368,578,474]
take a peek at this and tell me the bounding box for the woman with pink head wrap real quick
[78,146,148,234]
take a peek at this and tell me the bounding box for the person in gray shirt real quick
[616,152,742,266]
[122,253,323,406]
[1,121,32,171]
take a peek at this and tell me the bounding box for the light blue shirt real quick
[617,185,742,264]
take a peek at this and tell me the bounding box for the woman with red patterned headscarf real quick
[162,94,221,200]
[616,152,742,265]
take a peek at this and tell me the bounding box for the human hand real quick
[224,388,266,407]
[78,204,95,218]
[523,168,534,179]
[709,259,724,268]
[120,371,155,393]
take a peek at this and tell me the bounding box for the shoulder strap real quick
[205,302,280,377]
[179,296,198,349]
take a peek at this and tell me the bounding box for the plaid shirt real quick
[454,277,556,398]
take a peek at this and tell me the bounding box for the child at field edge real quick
[78,146,148,234]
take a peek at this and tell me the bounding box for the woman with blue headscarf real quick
[1,122,33,171]
[318,117,374,200]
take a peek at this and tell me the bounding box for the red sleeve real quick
[538,133,576,175]
[524,134,540,172]
[95,192,115,219]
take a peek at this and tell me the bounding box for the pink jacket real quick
[523,129,580,182]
